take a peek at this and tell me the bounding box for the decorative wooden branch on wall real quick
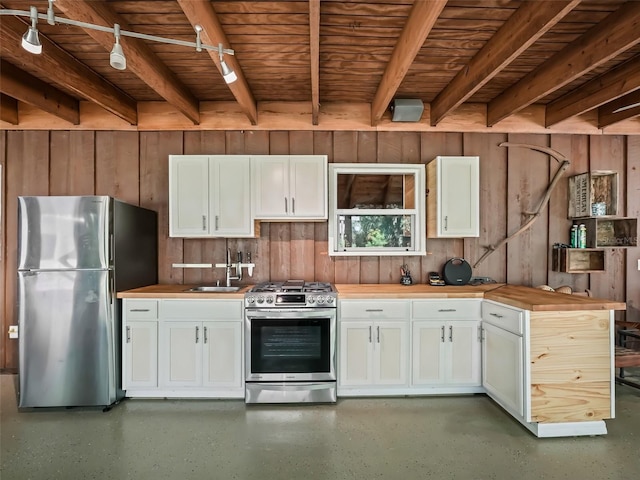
[473,142,571,268]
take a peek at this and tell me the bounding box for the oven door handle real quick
[248,382,335,392]
[246,309,336,319]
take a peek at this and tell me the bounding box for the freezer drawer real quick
[18,270,117,408]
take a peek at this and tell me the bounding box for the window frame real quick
[328,163,426,256]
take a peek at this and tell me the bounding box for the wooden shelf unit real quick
[552,247,605,273]
[568,171,618,218]
[572,217,638,248]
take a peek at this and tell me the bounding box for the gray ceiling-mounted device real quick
[390,99,424,122]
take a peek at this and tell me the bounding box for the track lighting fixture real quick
[219,43,237,84]
[612,102,640,114]
[109,24,126,70]
[21,6,42,54]
[3,5,236,82]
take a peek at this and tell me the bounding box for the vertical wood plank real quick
[266,131,291,281]
[505,134,551,287]
[588,136,626,303]
[95,131,140,205]
[421,132,464,282]
[0,132,6,370]
[140,131,183,284]
[547,135,589,292]
[4,131,50,370]
[625,136,640,323]
[50,131,95,195]
[463,132,508,282]
[314,131,335,283]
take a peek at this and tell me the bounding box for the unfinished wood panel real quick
[626,136,640,324]
[95,131,140,205]
[49,131,95,195]
[463,132,508,282]
[332,131,358,164]
[529,310,611,422]
[140,131,183,285]
[588,136,626,305]
[0,132,6,371]
[547,135,590,292]
[313,131,335,283]
[505,134,551,287]
[4,131,50,370]
[357,132,380,283]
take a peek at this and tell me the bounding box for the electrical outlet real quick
[637,259,640,271]
[8,325,18,339]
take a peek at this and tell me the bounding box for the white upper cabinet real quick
[252,155,328,220]
[169,155,253,238]
[426,156,479,238]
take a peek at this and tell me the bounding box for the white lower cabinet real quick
[338,300,409,395]
[412,320,481,387]
[122,298,244,398]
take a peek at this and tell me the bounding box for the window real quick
[328,164,426,256]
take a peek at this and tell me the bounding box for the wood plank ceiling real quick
[1,0,639,129]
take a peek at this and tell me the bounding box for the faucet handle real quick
[237,251,243,263]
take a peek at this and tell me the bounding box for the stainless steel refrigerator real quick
[17,196,157,408]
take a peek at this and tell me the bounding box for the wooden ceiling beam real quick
[0,16,137,124]
[177,0,257,125]
[309,0,320,125]
[0,60,79,125]
[430,0,580,126]
[370,0,447,126]
[598,90,640,128]
[487,1,640,126]
[546,56,640,126]
[0,94,18,125]
[54,0,200,124]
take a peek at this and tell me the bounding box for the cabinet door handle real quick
[126,326,131,343]
[129,308,150,312]
[369,326,372,343]
[441,325,445,342]
[490,312,504,319]
[444,215,448,230]
[215,216,219,231]
[438,309,457,312]
[365,309,383,312]
[204,326,208,344]
[195,326,200,343]
[292,198,295,214]
[202,215,207,231]
[478,327,483,342]
[377,326,380,343]
[284,197,288,213]
[449,325,453,342]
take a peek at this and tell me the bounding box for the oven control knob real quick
[307,296,315,304]
[246,296,255,304]
[317,296,325,304]
[266,296,274,304]
[326,296,335,304]
[257,296,265,304]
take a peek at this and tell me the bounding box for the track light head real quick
[220,60,237,84]
[110,23,126,70]
[21,6,42,54]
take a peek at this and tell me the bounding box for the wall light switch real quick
[8,325,18,339]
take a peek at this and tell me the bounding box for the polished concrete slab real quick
[1,374,639,479]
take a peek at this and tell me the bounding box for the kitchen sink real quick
[185,286,241,293]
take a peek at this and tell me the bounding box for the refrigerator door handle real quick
[109,233,114,265]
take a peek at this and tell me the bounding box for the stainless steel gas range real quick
[244,280,337,404]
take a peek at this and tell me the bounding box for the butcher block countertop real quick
[117,284,250,299]
[335,283,501,298]
[118,283,626,311]
[484,284,626,311]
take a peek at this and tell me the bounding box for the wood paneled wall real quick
[1,130,638,371]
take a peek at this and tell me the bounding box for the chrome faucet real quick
[215,249,255,287]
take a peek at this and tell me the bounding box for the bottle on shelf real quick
[570,225,578,248]
[578,223,587,248]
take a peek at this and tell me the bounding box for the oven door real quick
[245,308,336,382]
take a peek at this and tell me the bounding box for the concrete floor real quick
[1,375,639,480]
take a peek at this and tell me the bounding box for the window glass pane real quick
[336,174,413,209]
[338,214,413,250]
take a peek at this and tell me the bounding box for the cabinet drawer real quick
[482,302,523,335]
[339,300,409,319]
[161,299,243,320]
[125,299,158,319]
[412,299,481,319]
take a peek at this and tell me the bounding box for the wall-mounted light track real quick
[1,0,237,83]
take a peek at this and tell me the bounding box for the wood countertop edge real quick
[117,283,626,310]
